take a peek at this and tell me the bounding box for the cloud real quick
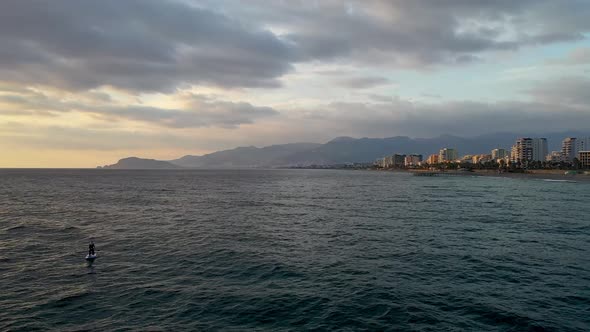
[272,76,590,140]
[93,97,279,129]
[0,123,189,150]
[282,99,590,141]
[367,94,396,102]
[0,90,279,128]
[335,76,390,89]
[0,0,296,92]
[3,76,589,145]
[547,48,590,66]
[1,0,589,93]
[2,76,589,157]
[526,76,590,107]
[213,0,590,68]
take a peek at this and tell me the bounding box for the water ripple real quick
[0,169,589,331]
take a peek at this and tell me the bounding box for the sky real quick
[1,0,590,167]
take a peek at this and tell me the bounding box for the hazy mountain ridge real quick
[170,143,322,168]
[100,132,588,169]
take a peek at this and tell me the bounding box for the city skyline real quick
[376,135,590,168]
[1,1,590,167]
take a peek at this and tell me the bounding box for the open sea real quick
[1,169,589,331]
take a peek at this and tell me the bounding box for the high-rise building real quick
[532,138,548,162]
[575,137,590,157]
[404,154,423,167]
[491,148,506,160]
[562,137,577,162]
[510,138,547,162]
[392,154,406,168]
[426,154,439,164]
[439,148,458,162]
[511,138,532,162]
[579,151,590,168]
[383,156,393,168]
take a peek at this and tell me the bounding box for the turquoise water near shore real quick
[1,169,589,331]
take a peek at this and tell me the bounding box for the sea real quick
[1,169,589,331]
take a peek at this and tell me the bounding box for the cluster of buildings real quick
[376,154,424,168]
[375,136,590,169]
[511,137,590,167]
[556,137,590,164]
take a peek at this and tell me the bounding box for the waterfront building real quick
[375,158,385,168]
[460,155,473,164]
[510,138,547,162]
[376,154,407,168]
[562,137,577,162]
[472,154,492,164]
[404,154,422,167]
[439,148,458,162]
[532,138,548,162]
[511,138,531,162]
[383,156,394,168]
[491,148,506,160]
[575,137,590,157]
[579,151,590,168]
[393,154,406,168]
[510,145,519,163]
[546,151,563,162]
[426,154,439,164]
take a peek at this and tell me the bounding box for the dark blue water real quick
[1,169,589,331]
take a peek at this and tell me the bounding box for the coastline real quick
[403,169,590,182]
[472,169,590,182]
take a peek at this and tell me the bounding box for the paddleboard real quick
[85,254,97,261]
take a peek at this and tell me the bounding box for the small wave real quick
[541,179,577,183]
[34,290,94,311]
[4,225,26,232]
[61,225,80,232]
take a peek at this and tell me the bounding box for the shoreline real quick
[473,170,590,182]
[403,169,590,182]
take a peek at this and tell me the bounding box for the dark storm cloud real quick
[1,0,589,92]
[0,0,295,91]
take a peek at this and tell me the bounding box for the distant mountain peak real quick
[101,157,181,169]
[327,136,356,143]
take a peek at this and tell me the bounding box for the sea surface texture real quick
[1,169,589,331]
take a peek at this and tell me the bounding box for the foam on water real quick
[1,169,589,331]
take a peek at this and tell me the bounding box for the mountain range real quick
[99,131,588,169]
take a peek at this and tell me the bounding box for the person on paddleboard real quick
[88,240,96,256]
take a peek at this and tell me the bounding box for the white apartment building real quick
[439,148,458,162]
[562,137,577,162]
[491,148,506,160]
[511,138,547,162]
